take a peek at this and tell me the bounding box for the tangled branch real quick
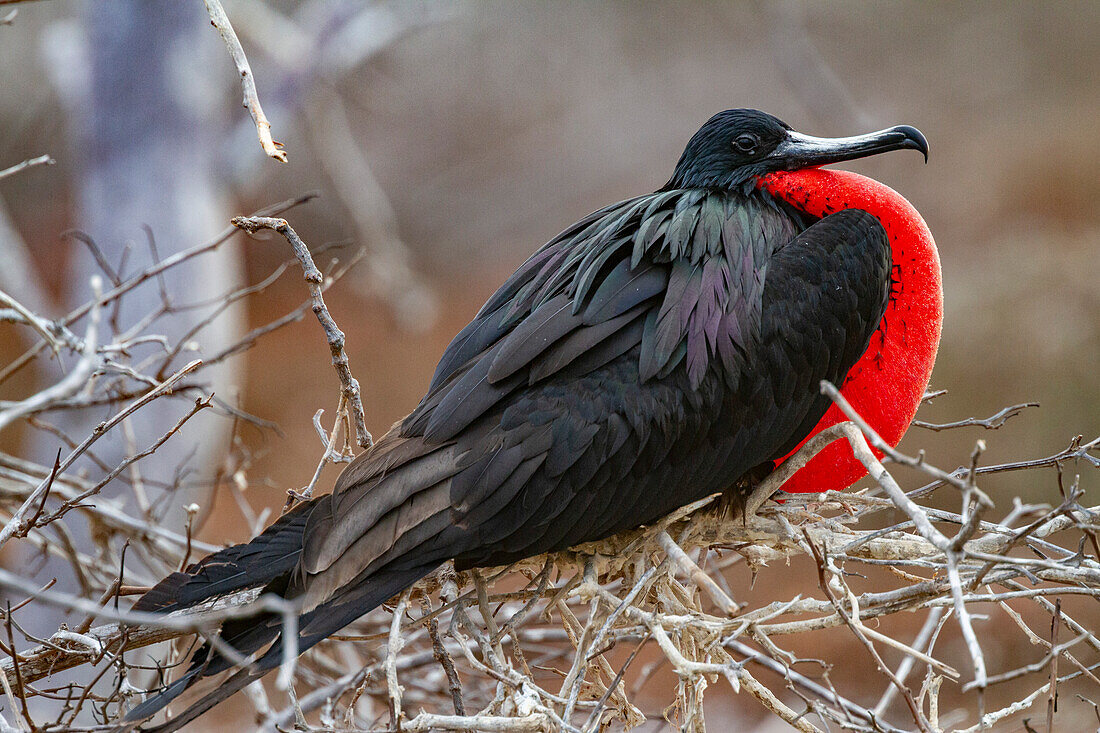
[0,190,1096,731]
[2,392,1097,730]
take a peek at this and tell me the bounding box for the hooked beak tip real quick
[892,124,930,162]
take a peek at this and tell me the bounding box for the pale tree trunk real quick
[40,0,244,537]
[11,1,247,712]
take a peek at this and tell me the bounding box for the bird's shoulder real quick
[402,189,806,440]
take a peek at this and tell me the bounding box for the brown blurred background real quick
[1,1,1098,730]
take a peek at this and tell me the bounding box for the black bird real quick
[126,109,933,730]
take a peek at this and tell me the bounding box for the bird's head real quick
[666,108,928,190]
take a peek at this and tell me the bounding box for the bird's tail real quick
[123,495,436,731]
[130,563,435,733]
[133,496,322,615]
[122,497,324,727]
[125,565,433,732]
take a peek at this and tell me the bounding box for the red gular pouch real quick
[759,169,943,494]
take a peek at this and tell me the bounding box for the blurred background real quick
[1,1,1098,730]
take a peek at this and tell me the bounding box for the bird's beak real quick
[768,125,929,169]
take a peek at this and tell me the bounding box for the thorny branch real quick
[913,401,1040,432]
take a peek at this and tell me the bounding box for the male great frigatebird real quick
[125,109,940,730]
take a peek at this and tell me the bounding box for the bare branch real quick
[202,0,286,162]
[0,154,53,182]
[913,401,1040,431]
[233,215,372,450]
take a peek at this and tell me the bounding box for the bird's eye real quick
[733,134,758,154]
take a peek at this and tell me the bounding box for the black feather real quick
[488,295,580,382]
[133,498,320,614]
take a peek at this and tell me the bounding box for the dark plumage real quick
[125,110,929,731]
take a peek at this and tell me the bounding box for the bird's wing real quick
[296,197,890,611]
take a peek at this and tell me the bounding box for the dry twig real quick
[0,154,54,182]
[202,0,287,162]
[233,215,372,451]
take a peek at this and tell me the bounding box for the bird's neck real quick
[757,169,943,493]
